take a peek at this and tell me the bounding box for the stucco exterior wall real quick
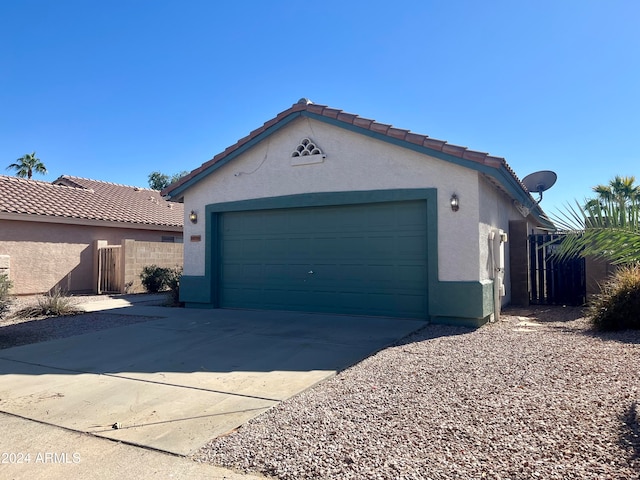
[0,218,182,295]
[182,117,481,282]
[478,175,530,305]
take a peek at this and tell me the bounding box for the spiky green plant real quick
[12,288,80,318]
[551,195,640,265]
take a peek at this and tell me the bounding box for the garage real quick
[218,200,428,318]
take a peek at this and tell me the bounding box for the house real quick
[163,99,552,326]
[0,175,184,295]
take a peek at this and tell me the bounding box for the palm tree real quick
[6,152,47,179]
[553,175,640,265]
[591,175,639,226]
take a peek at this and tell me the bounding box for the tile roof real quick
[0,175,183,228]
[164,99,531,201]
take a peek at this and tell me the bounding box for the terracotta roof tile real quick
[337,112,358,124]
[442,144,467,157]
[387,127,410,140]
[370,122,391,135]
[353,117,374,129]
[423,138,446,151]
[0,175,183,227]
[405,133,426,145]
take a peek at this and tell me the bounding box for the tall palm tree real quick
[591,175,639,226]
[6,152,47,179]
[553,175,640,265]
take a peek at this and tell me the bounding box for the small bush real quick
[12,288,80,319]
[0,273,13,317]
[140,265,170,293]
[588,263,640,331]
[165,266,183,306]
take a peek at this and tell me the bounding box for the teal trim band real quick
[180,275,213,305]
[205,189,436,212]
[429,280,494,326]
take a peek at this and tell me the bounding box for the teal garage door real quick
[219,200,428,318]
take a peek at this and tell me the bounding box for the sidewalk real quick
[1,412,267,480]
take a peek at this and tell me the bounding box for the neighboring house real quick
[0,175,184,295]
[163,99,552,326]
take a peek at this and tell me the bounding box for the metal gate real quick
[97,245,122,294]
[529,234,586,306]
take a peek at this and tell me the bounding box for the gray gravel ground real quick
[193,306,640,480]
[0,294,163,350]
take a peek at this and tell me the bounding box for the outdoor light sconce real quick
[450,194,460,212]
[189,210,198,224]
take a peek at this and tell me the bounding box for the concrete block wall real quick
[508,220,530,306]
[121,240,184,293]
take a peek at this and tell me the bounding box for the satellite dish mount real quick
[515,170,558,217]
[522,170,557,204]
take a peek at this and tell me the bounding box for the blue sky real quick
[1,0,638,214]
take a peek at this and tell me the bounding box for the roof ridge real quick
[163,100,536,212]
[58,175,153,191]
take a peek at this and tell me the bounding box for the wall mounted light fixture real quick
[189,210,198,224]
[450,194,460,212]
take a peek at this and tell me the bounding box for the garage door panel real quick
[219,201,428,318]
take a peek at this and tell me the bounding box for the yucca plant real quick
[12,287,80,318]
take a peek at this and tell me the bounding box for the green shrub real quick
[165,266,183,306]
[0,273,13,317]
[140,265,171,293]
[588,263,640,331]
[12,287,79,318]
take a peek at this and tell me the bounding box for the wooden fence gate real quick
[529,234,586,306]
[97,245,122,294]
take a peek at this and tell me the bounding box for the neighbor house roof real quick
[163,99,551,226]
[0,175,183,229]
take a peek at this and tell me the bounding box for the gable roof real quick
[163,99,550,226]
[0,175,183,229]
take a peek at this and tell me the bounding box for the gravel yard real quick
[0,294,164,350]
[2,298,638,479]
[193,306,640,480]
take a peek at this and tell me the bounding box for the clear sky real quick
[1,0,638,214]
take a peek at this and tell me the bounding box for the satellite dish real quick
[522,170,557,203]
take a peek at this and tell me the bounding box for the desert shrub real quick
[588,263,640,331]
[12,287,80,319]
[165,266,183,306]
[0,273,13,317]
[140,265,171,293]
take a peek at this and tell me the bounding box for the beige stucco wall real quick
[477,175,530,305]
[183,116,481,282]
[0,218,183,295]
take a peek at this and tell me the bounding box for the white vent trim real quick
[292,138,323,157]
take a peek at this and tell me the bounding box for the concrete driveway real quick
[0,302,425,457]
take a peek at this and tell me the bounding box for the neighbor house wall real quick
[0,218,182,295]
[182,116,480,283]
